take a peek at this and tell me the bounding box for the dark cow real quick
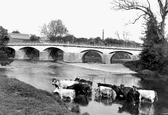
[111,85,125,99]
[127,88,140,104]
[119,84,133,99]
[97,83,113,88]
[74,78,93,88]
[67,83,92,96]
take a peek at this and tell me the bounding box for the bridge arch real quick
[110,51,133,63]
[43,47,64,61]
[81,50,103,63]
[5,47,15,59]
[19,47,40,60]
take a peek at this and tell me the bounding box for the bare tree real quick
[122,31,130,41]
[111,0,168,41]
[115,30,130,41]
[115,31,121,40]
[41,24,49,37]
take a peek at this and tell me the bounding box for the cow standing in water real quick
[74,78,93,88]
[53,87,75,102]
[132,86,158,103]
[137,89,158,103]
[52,78,78,88]
[67,83,92,96]
[95,83,117,100]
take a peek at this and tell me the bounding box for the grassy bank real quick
[123,60,168,82]
[0,75,79,115]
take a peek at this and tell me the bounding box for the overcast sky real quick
[0,0,162,43]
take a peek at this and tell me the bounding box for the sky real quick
[0,0,162,43]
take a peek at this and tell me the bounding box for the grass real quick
[0,75,79,115]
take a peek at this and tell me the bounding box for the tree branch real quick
[111,0,167,40]
[157,0,164,16]
[146,0,151,10]
[132,14,145,24]
[111,0,152,16]
[164,0,168,15]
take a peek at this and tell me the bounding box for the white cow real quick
[52,78,78,88]
[137,89,158,103]
[53,88,75,101]
[96,86,117,99]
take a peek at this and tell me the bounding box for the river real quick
[0,60,168,115]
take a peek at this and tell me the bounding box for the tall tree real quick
[41,19,68,40]
[111,0,168,72]
[0,26,8,46]
[111,0,168,41]
[0,26,12,66]
[140,16,164,70]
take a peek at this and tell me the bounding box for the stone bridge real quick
[7,43,142,64]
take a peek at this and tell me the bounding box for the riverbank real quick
[123,61,168,82]
[67,63,136,74]
[0,75,80,115]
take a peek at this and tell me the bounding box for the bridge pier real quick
[15,50,28,59]
[102,54,112,64]
[63,52,82,63]
[39,51,51,61]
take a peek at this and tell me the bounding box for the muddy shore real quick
[68,63,136,74]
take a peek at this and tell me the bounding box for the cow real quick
[97,83,113,88]
[111,85,125,99]
[67,83,92,96]
[136,89,158,103]
[53,87,75,102]
[119,84,133,99]
[52,78,78,89]
[74,78,93,88]
[95,86,117,99]
[126,88,140,104]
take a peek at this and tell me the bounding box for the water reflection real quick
[1,60,167,115]
[94,96,114,106]
[74,94,92,106]
[118,101,139,115]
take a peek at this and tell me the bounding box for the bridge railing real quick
[7,41,142,50]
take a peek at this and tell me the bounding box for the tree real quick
[140,16,165,70]
[41,19,68,41]
[0,26,12,66]
[12,30,20,33]
[111,0,168,41]
[30,34,40,42]
[111,0,168,72]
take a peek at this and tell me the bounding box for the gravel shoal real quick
[68,63,136,74]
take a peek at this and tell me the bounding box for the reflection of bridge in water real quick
[7,42,142,64]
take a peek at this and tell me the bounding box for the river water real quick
[0,60,168,115]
